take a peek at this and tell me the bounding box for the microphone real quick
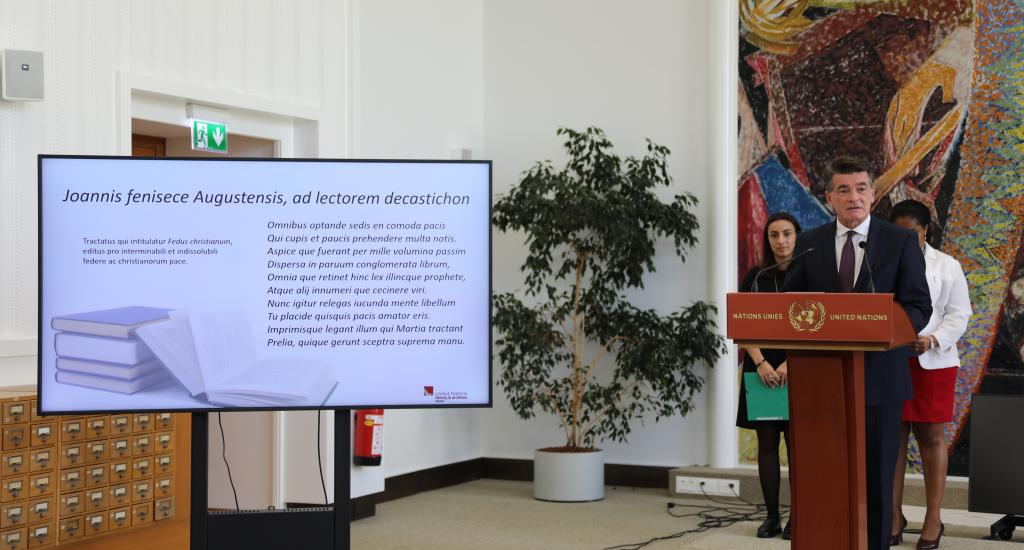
[858,241,876,293]
[752,247,816,292]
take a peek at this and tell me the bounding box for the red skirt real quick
[903,356,957,423]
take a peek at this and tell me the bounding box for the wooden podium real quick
[727,293,917,550]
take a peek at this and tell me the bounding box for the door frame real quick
[116,71,322,509]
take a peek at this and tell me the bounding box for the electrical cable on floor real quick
[217,412,240,511]
[317,410,329,506]
[603,483,790,550]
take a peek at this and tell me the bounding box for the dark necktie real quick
[839,230,856,292]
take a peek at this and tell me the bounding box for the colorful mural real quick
[737,0,1024,475]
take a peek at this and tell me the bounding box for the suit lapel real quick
[854,218,886,292]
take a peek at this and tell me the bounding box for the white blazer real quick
[917,243,972,370]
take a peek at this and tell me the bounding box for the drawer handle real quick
[89,516,102,527]
[5,531,21,546]
[35,426,51,440]
[9,405,24,417]
[90,491,103,503]
[34,477,49,491]
[66,422,81,435]
[31,525,48,541]
[7,456,22,472]
[114,441,128,451]
[64,519,79,535]
[34,451,49,466]
[159,435,171,447]
[65,496,79,510]
[6,481,22,497]
[33,502,48,515]
[91,420,105,435]
[113,511,127,525]
[8,431,23,445]
[6,506,21,522]
[114,487,127,498]
[91,468,104,481]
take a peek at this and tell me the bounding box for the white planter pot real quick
[533,448,605,502]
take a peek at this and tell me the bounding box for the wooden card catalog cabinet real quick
[0,388,182,547]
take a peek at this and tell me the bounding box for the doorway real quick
[130,124,279,512]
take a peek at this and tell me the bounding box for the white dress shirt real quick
[918,243,972,370]
[835,216,870,287]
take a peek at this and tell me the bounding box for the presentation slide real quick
[39,156,491,413]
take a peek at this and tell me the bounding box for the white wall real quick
[480,0,716,467]
[0,0,388,501]
[1,0,728,503]
[350,0,489,478]
[354,0,722,477]
[0,0,332,372]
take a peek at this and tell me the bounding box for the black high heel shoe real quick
[782,520,792,540]
[757,516,782,538]
[890,514,908,545]
[916,523,944,550]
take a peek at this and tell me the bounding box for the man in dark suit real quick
[784,156,932,550]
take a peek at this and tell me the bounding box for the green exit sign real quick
[191,119,228,154]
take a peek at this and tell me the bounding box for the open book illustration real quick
[135,309,337,407]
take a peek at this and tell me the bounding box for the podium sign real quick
[728,293,913,350]
[726,292,916,550]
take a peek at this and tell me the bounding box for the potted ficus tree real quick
[493,127,725,502]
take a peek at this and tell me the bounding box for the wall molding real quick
[0,339,36,358]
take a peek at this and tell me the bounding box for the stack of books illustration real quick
[52,306,172,394]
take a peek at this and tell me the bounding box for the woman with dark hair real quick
[889,200,971,549]
[737,211,801,539]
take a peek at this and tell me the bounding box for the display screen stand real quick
[190,410,352,550]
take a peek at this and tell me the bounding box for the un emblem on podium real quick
[789,300,826,332]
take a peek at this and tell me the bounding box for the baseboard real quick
[291,458,674,521]
[384,458,484,503]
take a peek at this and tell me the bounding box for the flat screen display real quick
[39,156,491,413]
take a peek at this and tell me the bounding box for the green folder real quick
[744,372,790,421]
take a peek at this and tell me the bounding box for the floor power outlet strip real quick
[673,475,741,497]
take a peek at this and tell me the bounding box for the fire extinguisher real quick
[353,409,383,466]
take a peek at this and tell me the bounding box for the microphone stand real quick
[751,247,816,292]
[858,241,876,293]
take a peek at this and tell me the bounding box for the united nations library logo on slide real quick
[789,300,826,332]
[423,386,434,397]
